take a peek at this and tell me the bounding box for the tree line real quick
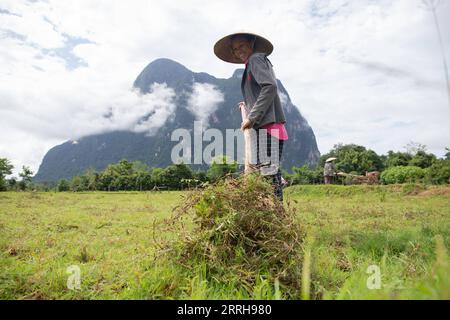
[284,142,450,185]
[0,156,237,192]
[1,142,449,192]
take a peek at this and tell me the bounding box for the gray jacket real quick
[241,52,286,128]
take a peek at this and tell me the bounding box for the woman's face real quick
[231,37,253,63]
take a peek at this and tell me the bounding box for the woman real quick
[214,32,288,201]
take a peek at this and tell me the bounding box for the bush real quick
[425,160,450,185]
[380,166,426,184]
[0,177,6,192]
[57,179,71,192]
[161,164,194,190]
[409,151,436,169]
[158,174,304,298]
[292,165,322,185]
[320,144,383,175]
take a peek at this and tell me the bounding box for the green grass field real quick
[1,184,449,300]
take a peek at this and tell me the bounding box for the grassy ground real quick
[0,184,449,299]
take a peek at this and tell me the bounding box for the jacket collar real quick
[241,52,263,90]
[241,65,248,91]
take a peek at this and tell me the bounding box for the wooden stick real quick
[239,102,257,174]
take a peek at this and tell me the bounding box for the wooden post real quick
[239,102,257,174]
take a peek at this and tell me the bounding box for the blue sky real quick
[1,0,449,176]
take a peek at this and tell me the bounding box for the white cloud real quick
[186,82,224,127]
[64,82,177,138]
[0,5,65,48]
[0,0,449,177]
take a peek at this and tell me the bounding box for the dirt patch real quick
[417,187,450,197]
[7,247,18,256]
[22,291,47,300]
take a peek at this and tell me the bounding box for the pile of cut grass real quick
[156,173,305,298]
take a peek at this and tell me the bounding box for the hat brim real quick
[326,157,337,162]
[214,32,273,64]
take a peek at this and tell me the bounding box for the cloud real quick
[343,57,444,90]
[60,82,177,138]
[115,83,177,136]
[1,0,449,177]
[186,82,224,127]
[0,5,65,48]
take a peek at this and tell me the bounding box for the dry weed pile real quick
[158,174,304,295]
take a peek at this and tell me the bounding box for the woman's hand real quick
[241,119,252,131]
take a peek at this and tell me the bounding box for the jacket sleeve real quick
[246,54,278,126]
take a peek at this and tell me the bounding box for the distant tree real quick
[193,170,208,184]
[151,167,165,188]
[161,163,194,189]
[0,158,14,191]
[98,165,115,191]
[18,166,34,191]
[292,164,322,185]
[404,141,428,156]
[7,177,17,191]
[384,150,412,168]
[0,158,14,176]
[444,147,450,161]
[425,159,450,184]
[35,181,56,192]
[112,160,135,190]
[319,143,383,175]
[131,161,151,191]
[98,159,135,191]
[82,168,99,191]
[380,166,426,184]
[57,179,71,192]
[281,169,295,186]
[70,176,84,192]
[409,150,436,169]
[97,161,194,191]
[207,155,238,183]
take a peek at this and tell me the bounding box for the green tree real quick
[0,158,14,191]
[207,155,238,183]
[161,163,194,189]
[151,167,165,188]
[404,141,428,156]
[112,160,134,190]
[57,179,71,191]
[384,150,412,168]
[292,164,322,185]
[444,147,450,161]
[409,150,436,169]
[131,161,151,191]
[194,170,208,184]
[98,159,136,191]
[70,176,85,192]
[425,159,450,184]
[18,166,33,191]
[281,169,294,185]
[7,177,17,191]
[98,165,115,191]
[82,168,99,191]
[319,143,383,175]
[380,166,426,184]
